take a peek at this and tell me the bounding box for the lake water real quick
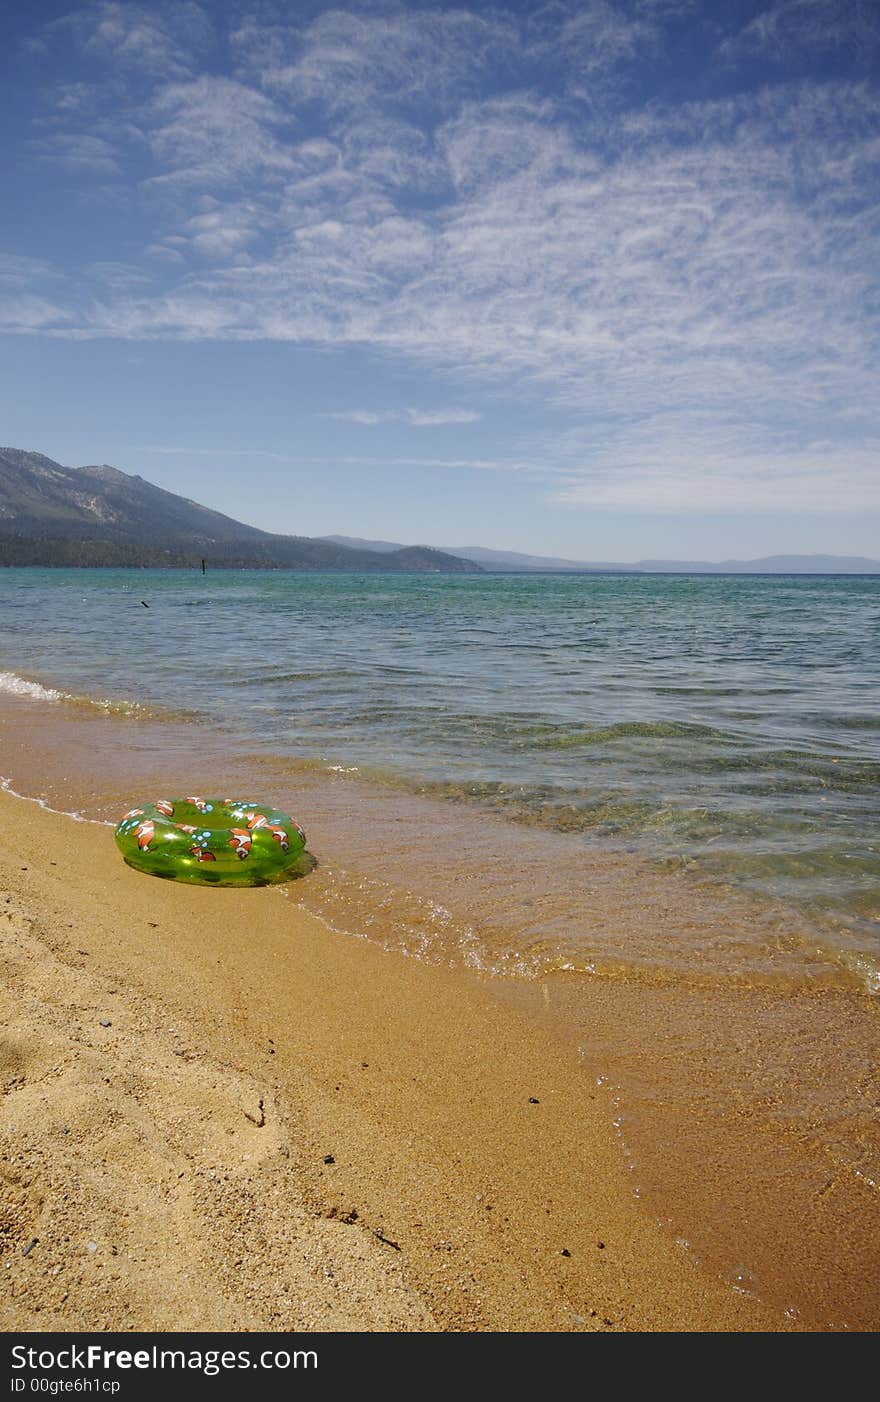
[3,565,880,1326]
[3,566,878,971]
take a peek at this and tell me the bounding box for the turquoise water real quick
[2,567,878,942]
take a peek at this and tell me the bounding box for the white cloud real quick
[0,255,70,332]
[0,254,61,287]
[549,0,660,75]
[139,444,513,472]
[145,77,296,186]
[181,200,266,258]
[721,0,880,66]
[84,261,151,289]
[0,295,71,332]
[7,2,880,514]
[330,407,482,426]
[438,95,566,192]
[245,7,520,115]
[48,1,213,78]
[35,132,121,174]
[145,242,185,264]
[549,415,880,513]
[406,408,483,426]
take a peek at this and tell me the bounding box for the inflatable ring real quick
[115,796,306,887]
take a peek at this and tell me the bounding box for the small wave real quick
[0,774,114,827]
[826,715,880,732]
[838,950,880,996]
[228,669,356,686]
[65,693,187,721]
[0,669,193,722]
[0,671,64,702]
[533,719,721,749]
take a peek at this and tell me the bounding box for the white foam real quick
[0,670,64,702]
[0,669,151,719]
[0,774,115,826]
[841,950,880,997]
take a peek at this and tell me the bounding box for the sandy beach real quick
[0,783,793,1333]
[3,0,880,1344]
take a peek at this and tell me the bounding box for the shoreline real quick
[0,786,785,1332]
[1,692,879,1330]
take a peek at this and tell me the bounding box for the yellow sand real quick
[0,788,789,1331]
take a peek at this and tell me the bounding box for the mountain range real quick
[324,536,880,575]
[1,448,877,574]
[0,448,480,572]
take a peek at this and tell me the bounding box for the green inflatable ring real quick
[115,796,307,887]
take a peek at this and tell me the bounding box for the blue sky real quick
[1,0,878,560]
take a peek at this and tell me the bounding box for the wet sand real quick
[1,784,793,1333]
[2,694,879,1331]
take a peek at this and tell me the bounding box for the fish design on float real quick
[268,826,289,853]
[228,828,252,860]
[115,798,306,885]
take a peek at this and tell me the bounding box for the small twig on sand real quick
[373,1229,401,1252]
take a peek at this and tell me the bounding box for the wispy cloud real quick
[34,1,214,78]
[330,407,482,426]
[138,444,514,471]
[0,256,70,333]
[0,254,62,287]
[145,76,296,187]
[34,132,121,174]
[549,414,880,513]
[6,2,880,513]
[721,0,880,67]
[84,261,151,290]
[0,296,72,333]
[241,7,520,116]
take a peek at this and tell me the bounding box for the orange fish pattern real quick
[268,826,289,853]
[227,828,252,860]
[116,798,305,881]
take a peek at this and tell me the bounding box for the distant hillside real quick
[322,534,406,554]
[633,554,880,574]
[443,544,627,571]
[323,535,623,570]
[326,535,880,575]
[4,453,874,574]
[0,449,481,572]
[448,546,880,574]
